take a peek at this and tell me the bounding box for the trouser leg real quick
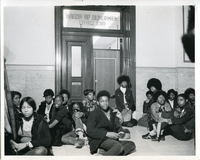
[120,140,136,155]
[99,139,124,156]
[24,146,47,155]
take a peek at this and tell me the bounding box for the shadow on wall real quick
[181,6,195,63]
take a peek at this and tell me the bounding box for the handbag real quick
[121,109,132,122]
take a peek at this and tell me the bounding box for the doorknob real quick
[95,80,98,83]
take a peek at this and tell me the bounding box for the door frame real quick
[55,6,136,104]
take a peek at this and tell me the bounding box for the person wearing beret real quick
[86,90,136,156]
[115,75,137,127]
[9,97,51,155]
[37,89,54,123]
[166,89,178,109]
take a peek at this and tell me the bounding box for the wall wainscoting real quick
[6,65,194,118]
[6,65,55,109]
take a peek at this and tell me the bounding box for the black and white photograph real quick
[1,0,199,159]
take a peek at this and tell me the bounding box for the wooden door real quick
[61,36,93,102]
[94,49,120,108]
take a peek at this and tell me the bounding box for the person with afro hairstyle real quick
[184,88,195,109]
[86,90,136,156]
[166,89,178,109]
[143,78,163,128]
[61,102,87,148]
[142,90,172,141]
[59,89,71,109]
[115,75,136,127]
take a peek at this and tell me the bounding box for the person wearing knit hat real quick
[115,75,136,127]
[86,90,136,155]
[9,97,51,155]
[184,88,195,108]
[37,89,54,123]
[167,89,178,109]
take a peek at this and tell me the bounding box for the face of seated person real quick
[62,93,69,105]
[147,94,152,100]
[150,86,156,93]
[73,104,81,112]
[13,94,21,107]
[177,96,186,108]
[189,93,195,103]
[86,92,95,101]
[55,96,63,109]
[98,96,109,111]
[121,81,127,88]
[21,102,34,118]
[157,95,165,105]
[169,93,175,101]
[45,95,53,105]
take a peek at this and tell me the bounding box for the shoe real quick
[142,133,151,139]
[98,149,106,155]
[151,136,160,141]
[159,135,165,141]
[75,139,85,148]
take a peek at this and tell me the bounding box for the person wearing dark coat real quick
[9,97,51,155]
[166,89,178,109]
[86,90,136,156]
[115,75,137,127]
[159,93,195,141]
[49,95,73,146]
[37,89,54,122]
[184,88,195,108]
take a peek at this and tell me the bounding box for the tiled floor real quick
[52,126,195,156]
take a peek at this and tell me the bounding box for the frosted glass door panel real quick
[72,46,81,77]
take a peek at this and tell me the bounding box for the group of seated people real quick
[5,75,138,156]
[138,78,195,142]
[4,76,195,156]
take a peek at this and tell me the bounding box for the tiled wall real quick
[6,65,194,118]
[136,67,195,119]
[6,65,55,109]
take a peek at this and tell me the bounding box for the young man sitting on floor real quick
[86,90,136,156]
